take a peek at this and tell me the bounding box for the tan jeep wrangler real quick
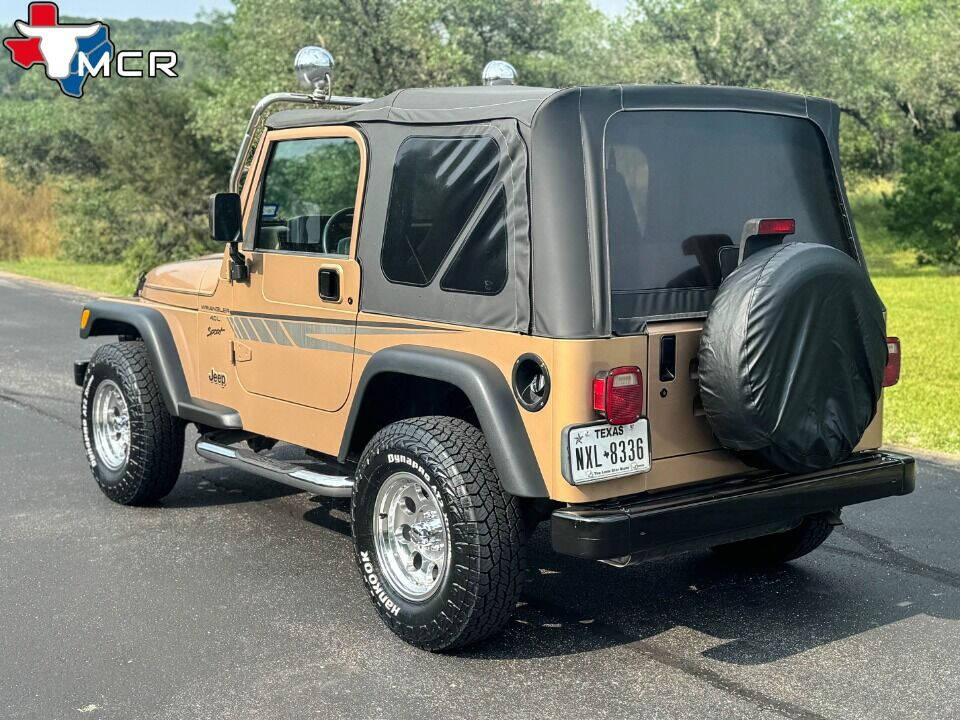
[75,47,914,650]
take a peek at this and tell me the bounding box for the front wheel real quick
[81,341,185,505]
[351,416,526,650]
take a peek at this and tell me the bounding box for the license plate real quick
[563,419,651,485]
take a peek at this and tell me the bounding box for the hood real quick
[140,254,222,309]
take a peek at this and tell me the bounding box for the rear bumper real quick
[551,451,915,561]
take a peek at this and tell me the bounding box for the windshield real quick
[604,110,852,333]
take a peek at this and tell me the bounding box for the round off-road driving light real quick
[294,46,334,92]
[512,353,550,411]
[482,60,518,86]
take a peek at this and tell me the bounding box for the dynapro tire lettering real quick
[387,453,427,478]
[360,551,400,616]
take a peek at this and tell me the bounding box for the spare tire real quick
[698,242,886,473]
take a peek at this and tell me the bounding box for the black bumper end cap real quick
[73,361,89,387]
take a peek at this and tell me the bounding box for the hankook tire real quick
[351,416,527,650]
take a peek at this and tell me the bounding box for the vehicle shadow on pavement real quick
[461,526,960,665]
[155,467,960,668]
[302,498,352,536]
[160,468,301,508]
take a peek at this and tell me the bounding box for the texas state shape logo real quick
[3,2,113,98]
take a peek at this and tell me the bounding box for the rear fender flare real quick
[340,345,548,498]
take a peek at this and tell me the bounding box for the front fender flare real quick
[340,345,548,498]
[80,300,242,429]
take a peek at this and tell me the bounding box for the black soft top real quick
[266,84,838,137]
[266,85,556,129]
[265,85,853,339]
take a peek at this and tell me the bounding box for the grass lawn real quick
[0,179,956,456]
[0,257,133,297]
[850,180,960,455]
[873,274,960,453]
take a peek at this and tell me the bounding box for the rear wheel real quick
[351,416,526,650]
[81,341,185,505]
[711,514,835,565]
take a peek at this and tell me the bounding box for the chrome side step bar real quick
[195,439,354,497]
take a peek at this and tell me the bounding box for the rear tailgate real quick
[643,318,884,463]
[645,320,720,459]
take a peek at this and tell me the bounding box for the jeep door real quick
[229,126,365,412]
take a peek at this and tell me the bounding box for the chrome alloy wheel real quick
[92,379,131,471]
[373,471,450,602]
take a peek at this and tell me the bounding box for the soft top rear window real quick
[605,110,851,333]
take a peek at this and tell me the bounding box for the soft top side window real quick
[381,136,499,286]
[440,186,509,295]
[256,136,360,256]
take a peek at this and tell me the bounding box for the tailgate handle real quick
[659,335,676,382]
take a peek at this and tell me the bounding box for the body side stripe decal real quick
[228,309,460,333]
[265,319,293,346]
[249,318,273,343]
[241,317,260,340]
[227,317,244,339]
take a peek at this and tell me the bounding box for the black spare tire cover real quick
[698,242,886,473]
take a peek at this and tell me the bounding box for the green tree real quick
[619,0,833,88]
[616,0,960,173]
[0,99,104,182]
[51,84,231,270]
[188,0,611,155]
[429,0,612,87]
[884,133,960,269]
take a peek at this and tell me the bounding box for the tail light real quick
[593,366,644,425]
[756,218,796,236]
[883,337,901,387]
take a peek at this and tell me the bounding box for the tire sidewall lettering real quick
[82,353,137,488]
[80,369,98,469]
[354,448,455,625]
[358,550,401,617]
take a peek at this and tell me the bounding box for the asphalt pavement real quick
[1,271,959,720]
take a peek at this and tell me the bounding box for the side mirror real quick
[209,192,248,282]
[209,192,242,243]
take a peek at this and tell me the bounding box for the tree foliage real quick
[0,0,959,270]
[620,0,832,88]
[884,134,960,268]
[618,0,960,173]
[188,0,608,155]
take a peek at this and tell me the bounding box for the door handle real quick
[659,335,676,382]
[318,268,341,302]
